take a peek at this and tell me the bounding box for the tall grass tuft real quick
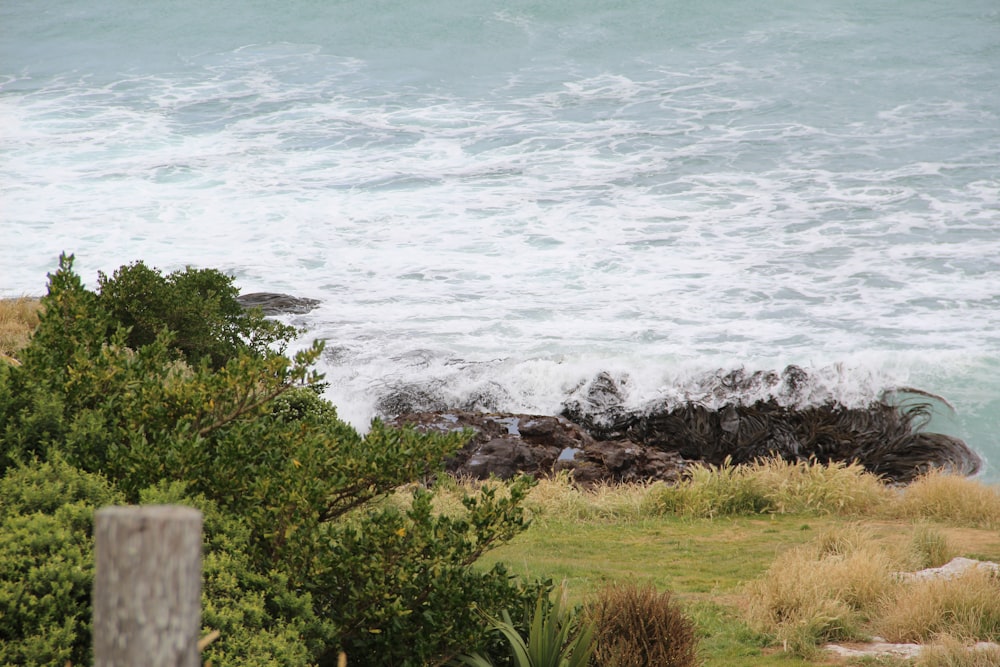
[744,524,898,657]
[894,470,1000,529]
[521,472,657,523]
[748,458,892,516]
[643,458,772,518]
[907,524,955,570]
[587,583,699,667]
[0,296,41,362]
[876,569,1000,644]
[645,457,891,518]
[915,635,1000,667]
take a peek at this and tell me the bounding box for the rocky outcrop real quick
[387,411,688,485]
[389,396,980,485]
[236,292,320,315]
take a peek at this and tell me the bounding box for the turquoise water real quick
[3,1,999,477]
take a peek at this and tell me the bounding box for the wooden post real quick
[93,505,203,667]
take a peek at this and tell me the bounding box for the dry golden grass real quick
[523,471,656,523]
[876,568,1000,644]
[744,524,900,656]
[748,458,893,516]
[645,457,893,519]
[421,463,1000,535]
[741,518,1000,658]
[907,523,957,570]
[916,635,1000,667]
[0,296,41,362]
[892,470,1000,529]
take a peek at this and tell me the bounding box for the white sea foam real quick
[2,0,999,476]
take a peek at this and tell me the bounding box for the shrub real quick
[313,478,540,665]
[96,259,297,368]
[0,255,539,666]
[587,583,699,667]
[138,481,326,667]
[0,459,123,667]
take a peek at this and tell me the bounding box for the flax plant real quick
[454,585,595,667]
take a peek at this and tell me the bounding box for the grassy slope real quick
[478,513,1000,667]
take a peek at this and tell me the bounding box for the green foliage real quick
[139,481,328,667]
[0,459,122,667]
[587,583,699,667]
[97,259,298,368]
[0,255,538,666]
[454,584,595,667]
[311,478,538,665]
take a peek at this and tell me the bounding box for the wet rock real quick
[388,411,689,485]
[390,396,980,485]
[236,292,320,315]
[375,383,448,416]
[562,371,637,440]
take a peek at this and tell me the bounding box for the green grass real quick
[469,474,1000,667]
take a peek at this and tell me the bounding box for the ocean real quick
[2,0,999,479]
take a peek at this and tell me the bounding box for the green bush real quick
[139,481,327,667]
[0,459,122,667]
[97,259,297,368]
[0,255,539,666]
[316,479,537,665]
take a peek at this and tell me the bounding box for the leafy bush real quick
[138,481,326,667]
[0,459,122,667]
[0,255,539,666]
[97,259,297,368]
[587,583,699,667]
[312,478,539,665]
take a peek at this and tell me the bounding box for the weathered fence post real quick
[93,505,203,667]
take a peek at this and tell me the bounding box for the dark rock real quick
[236,292,320,315]
[375,382,448,416]
[390,396,981,485]
[388,411,689,485]
[562,371,637,440]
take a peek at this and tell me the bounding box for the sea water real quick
[3,0,999,478]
